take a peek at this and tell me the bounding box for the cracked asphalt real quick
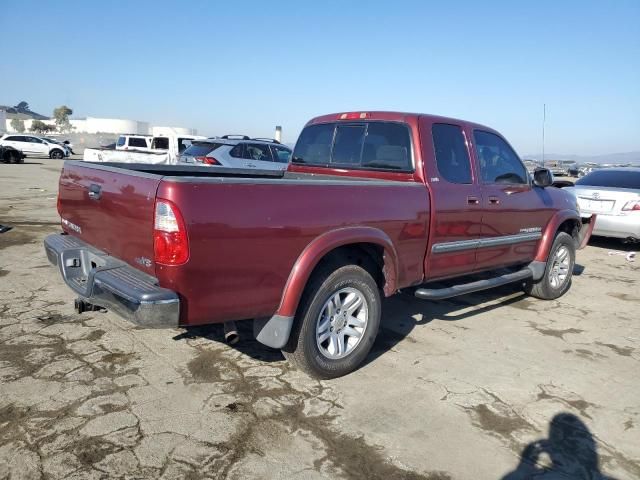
[1,157,639,479]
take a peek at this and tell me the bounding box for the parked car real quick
[179,136,292,170]
[43,137,75,155]
[0,144,26,163]
[0,134,69,159]
[85,134,205,165]
[45,111,594,378]
[546,160,578,177]
[566,168,640,242]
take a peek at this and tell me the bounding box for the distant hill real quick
[523,151,640,165]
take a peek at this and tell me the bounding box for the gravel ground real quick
[1,157,639,479]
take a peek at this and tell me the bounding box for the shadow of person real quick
[502,413,617,479]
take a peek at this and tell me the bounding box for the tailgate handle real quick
[88,184,102,200]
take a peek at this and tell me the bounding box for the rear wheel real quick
[525,232,575,300]
[282,264,381,379]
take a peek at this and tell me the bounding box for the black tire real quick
[50,149,64,159]
[525,232,575,300]
[282,263,381,379]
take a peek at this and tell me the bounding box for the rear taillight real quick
[154,199,189,265]
[56,194,61,216]
[195,156,220,165]
[622,200,640,211]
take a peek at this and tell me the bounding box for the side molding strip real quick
[432,232,542,254]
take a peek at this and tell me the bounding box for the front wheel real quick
[525,232,575,300]
[282,264,381,379]
[50,149,64,159]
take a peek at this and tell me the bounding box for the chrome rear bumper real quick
[44,233,179,328]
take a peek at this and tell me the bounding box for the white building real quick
[4,115,196,136]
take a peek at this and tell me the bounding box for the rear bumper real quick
[588,213,640,240]
[44,233,180,328]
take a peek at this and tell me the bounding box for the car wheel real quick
[525,232,575,300]
[50,149,64,159]
[282,263,381,379]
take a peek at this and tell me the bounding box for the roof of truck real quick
[306,111,497,133]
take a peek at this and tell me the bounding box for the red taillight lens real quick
[154,199,189,265]
[622,200,640,211]
[195,156,220,165]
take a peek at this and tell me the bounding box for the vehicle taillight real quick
[154,199,189,265]
[338,112,369,120]
[56,194,61,216]
[195,156,220,165]
[622,200,640,211]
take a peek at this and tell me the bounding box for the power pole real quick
[542,103,546,168]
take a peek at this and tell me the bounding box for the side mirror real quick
[533,167,553,187]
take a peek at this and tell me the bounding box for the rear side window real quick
[116,136,126,147]
[432,124,472,183]
[576,170,640,189]
[5,136,23,141]
[128,137,148,148]
[293,122,412,171]
[152,137,169,150]
[183,142,223,157]
[474,130,528,184]
[243,143,273,161]
[271,145,292,163]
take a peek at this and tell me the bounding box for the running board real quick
[414,268,533,301]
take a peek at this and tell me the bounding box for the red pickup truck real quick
[45,111,594,378]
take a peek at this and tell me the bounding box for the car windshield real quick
[182,142,224,157]
[575,170,640,189]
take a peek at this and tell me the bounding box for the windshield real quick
[575,170,640,189]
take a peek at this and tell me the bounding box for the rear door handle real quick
[467,196,480,205]
[88,184,102,200]
[489,196,500,205]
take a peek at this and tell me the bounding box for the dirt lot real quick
[1,157,639,480]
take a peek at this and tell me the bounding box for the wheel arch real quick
[276,227,399,318]
[534,210,581,262]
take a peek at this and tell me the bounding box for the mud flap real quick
[576,214,596,250]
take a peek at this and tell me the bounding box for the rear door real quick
[27,136,49,155]
[57,162,162,273]
[9,136,33,153]
[472,129,550,271]
[420,119,482,280]
[242,143,280,169]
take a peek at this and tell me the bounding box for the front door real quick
[421,119,483,281]
[27,136,48,155]
[471,129,551,271]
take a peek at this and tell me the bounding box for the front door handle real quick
[489,196,500,205]
[467,196,480,205]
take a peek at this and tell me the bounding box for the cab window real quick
[432,124,472,184]
[474,130,528,184]
[293,121,412,171]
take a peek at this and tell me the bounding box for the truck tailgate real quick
[57,162,161,273]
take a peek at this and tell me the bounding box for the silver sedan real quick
[565,168,640,242]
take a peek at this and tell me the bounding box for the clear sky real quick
[1,0,638,155]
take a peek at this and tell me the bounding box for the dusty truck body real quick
[45,111,594,378]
